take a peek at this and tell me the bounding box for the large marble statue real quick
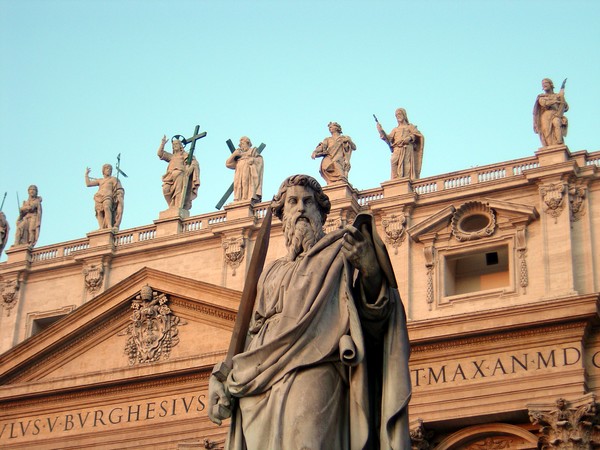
[533,78,568,147]
[85,164,125,229]
[14,185,42,246]
[157,135,200,211]
[226,136,264,203]
[208,174,411,449]
[0,211,8,254]
[311,122,356,185]
[377,108,424,180]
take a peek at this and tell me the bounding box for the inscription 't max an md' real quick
[411,345,582,388]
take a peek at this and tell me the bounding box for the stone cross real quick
[177,125,207,210]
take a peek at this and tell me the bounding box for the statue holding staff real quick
[533,78,568,147]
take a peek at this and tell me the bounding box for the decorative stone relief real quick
[323,216,343,234]
[1,279,20,316]
[223,236,245,276]
[119,285,186,365]
[410,418,433,450]
[465,437,513,449]
[529,397,600,449]
[83,263,104,294]
[568,183,587,222]
[202,438,225,449]
[451,201,496,241]
[540,183,566,223]
[424,245,435,311]
[382,213,407,254]
[516,227,529,294]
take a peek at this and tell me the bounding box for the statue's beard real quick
[282,212,323,261]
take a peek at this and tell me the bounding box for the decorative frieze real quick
[1,279,20,316]
[119,285,186,365]
[222,236,245,276]
[382,213,407,254]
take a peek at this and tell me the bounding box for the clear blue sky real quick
[1,0,599,260]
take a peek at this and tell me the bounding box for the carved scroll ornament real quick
[451,201,496,241]
[540,183,566,223]
[83,263,104,294]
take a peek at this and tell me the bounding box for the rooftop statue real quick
[0,211,8,255]
[376,108,424,180]
[208,174,411,449]
[157,134,200,211]
[533,78,568,147]
[311,122,356,185]
[14,185,42,247]
[85,164,125,229]
[225,136,264,203]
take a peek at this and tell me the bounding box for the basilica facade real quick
[1,143,599,449]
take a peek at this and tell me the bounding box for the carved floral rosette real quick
[119,285,186,365]
[451,201,496,241]
[382,213,407,255]
[1,279,20,317]
[223,236,245,276]
[540,183,566,223]
[83,263,104,294]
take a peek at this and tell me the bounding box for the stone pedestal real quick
[224,200,254,222]
[5,244,31,265]
[536,144,571,166]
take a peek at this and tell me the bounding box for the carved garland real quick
[119,285,186,365]
[569,183,587,222]
[424,245,435,311]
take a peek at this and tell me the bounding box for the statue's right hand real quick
[85,167,91,175]
[208,374,232,426]
[161,135,168,146]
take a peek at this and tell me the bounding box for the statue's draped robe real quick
[226,216,411,450]
[159,151,200,210]
[533,93,569,146]
[16,196,42,246]
[92,176,124,228]
[226,148,264,202]
[388,124,424,180]
[316,135,355,185]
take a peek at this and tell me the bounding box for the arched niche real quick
[435,423,538,449]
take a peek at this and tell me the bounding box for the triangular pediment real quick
[0,268,239,394]
[408,198,539,243]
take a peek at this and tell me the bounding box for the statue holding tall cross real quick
[0,193,9,255]
[157,125,205,212]
[226,136,264,203]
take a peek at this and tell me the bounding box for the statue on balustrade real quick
[311,122,356,185]
[85,164,125,229]
[0,211,8,255]
[376,108,424,180]
[208,174,411,450]
[533,78,568,147]
[226,136,264,203]
[14,185,42,247]
[157,135,200,211]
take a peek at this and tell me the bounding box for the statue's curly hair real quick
[271,174,330,222]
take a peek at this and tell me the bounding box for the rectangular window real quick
[31,315,66,336]
[443,245,509,296]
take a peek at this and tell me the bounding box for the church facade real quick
[1,143,599,449]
